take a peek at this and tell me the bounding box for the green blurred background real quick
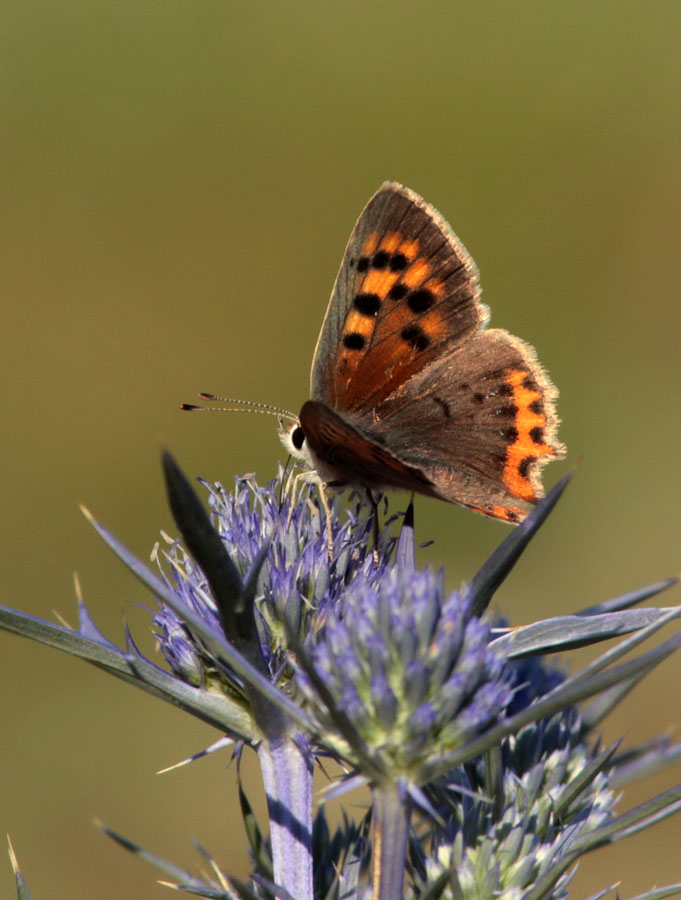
[2,1,681,896]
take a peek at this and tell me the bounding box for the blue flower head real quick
[296,566,515,780]
[153,470,396,694]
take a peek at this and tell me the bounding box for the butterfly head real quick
[277,417,311,467]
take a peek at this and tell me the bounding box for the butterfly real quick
[277,182,565,524]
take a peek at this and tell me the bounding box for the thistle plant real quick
[3,454,681,900]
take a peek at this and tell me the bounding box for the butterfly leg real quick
[316,482,335,561]
[283,467,303,524]
[284,468,312,528]
[278,456,298,509]
[366,489,380,565]
[282,467,335,561]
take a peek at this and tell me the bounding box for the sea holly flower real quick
[295,567,515,781]
[2,454,681,900]
[152,469,393,697]
[413,667,617,900]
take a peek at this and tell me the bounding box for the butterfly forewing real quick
[310,183,488,413]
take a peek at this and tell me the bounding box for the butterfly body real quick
[297,399,437,496]
[284,182,565,524]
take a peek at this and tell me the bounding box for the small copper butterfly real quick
[278,182,565,524]
[186,183,565,524]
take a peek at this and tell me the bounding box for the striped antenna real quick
[180,393,299,423]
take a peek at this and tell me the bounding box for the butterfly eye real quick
[291,426,306,451]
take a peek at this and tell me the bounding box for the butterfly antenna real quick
[180,394,299,423]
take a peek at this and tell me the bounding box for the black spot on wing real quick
[353,293,381,316]
[343,333,366,350]
[400,326,430,352]
[407,288,436,313]
[388,283,408,301]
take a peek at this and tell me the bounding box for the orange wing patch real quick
[335,233,426,382]
[361,267,401,299]
[380,232,412,255]
[502,369,560,502]
[334,232,453,407]
[403,258,431,289]
[360,231,380,256]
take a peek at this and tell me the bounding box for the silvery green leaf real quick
[396,499,415,570]
[7,840,33,900]
[491,606,681,657]
[239,782,273,880]
[581,884,619,900]
[611,739,681,787]
[164,887,232,899]
[625,885,681,900]
[97,821,204,886]
[578,577,679,615]
[0,602,256,740]
[162,451,264,668]
[319,773,369,805]
[592,786,681,842]
[467,471,572,618]
[84,508,310,733]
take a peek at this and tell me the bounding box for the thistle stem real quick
[372,779,412,900]
[257,735,314,900]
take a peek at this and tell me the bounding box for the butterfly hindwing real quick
[349,328,565,521]
[310,182,487,413]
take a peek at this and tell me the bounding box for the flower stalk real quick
[371,780,412,900]
[258,735,314,899]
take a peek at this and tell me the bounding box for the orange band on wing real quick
[502,369,558,501]
[424,277,445,298]
[361,231,380,256]
[379,232,403,253]
[403,258,431,288]
[398,237,420,260]
[361,268,401,299]
[415,309,447,342]
[343,309,377,340]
